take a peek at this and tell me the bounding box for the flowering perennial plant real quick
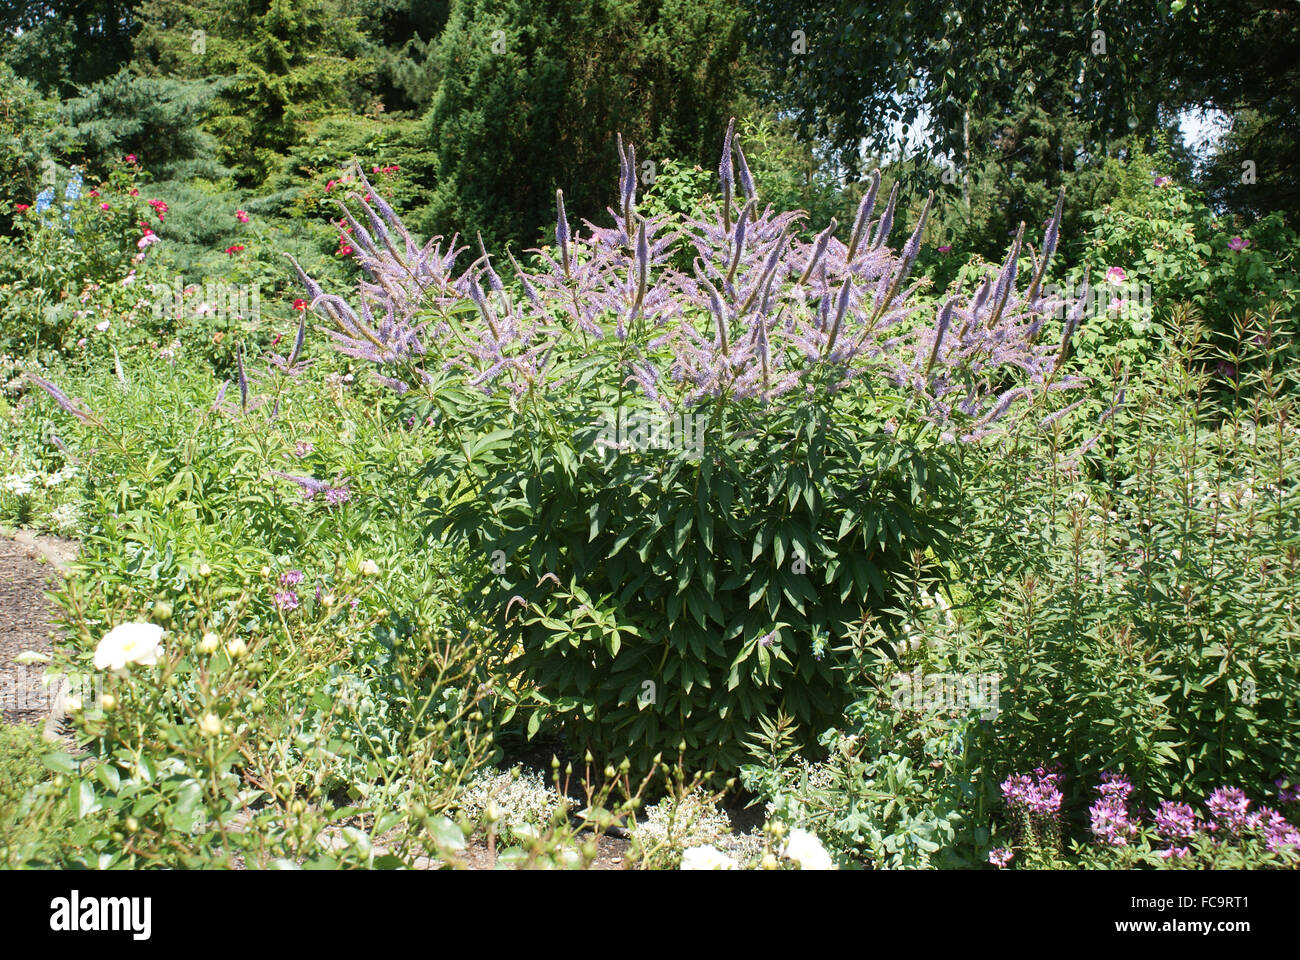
[288,126,1091,772]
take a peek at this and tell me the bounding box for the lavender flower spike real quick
[623,140,638,228]
[727,199,755,283]
[846,169,881,262]
[24,373,97,423]
[734,139,757,208]
[236,343,249,412]
[824,276,852,358]
[696,268,730,355]
[1025,186,1066,303]
[871,182,900,249]
[799,217,838,285]
[924,298,955,377]
[632,218,649,315]
[719,116,736,233]
[1053,278,1088,372]
[270,471,331,500]
[286,311,307,367]
[986,221,1026,330]
[556,189,572,278]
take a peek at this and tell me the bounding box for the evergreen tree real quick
[133,0,374,185]
[420,0,747,250]
[1,1,142,94]
[60,69,229,182]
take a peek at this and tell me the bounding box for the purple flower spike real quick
[24,374,97,423]
[271,471,331,500]
[871,182,900,249]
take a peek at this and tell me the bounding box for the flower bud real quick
[199,632,220,654]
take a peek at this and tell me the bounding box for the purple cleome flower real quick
[1153,801,1198,841]
[1259,807,1300,853]
[279,569,304,588]
[1089,772,1137,846]
[274,590,299,611]
[1002,769,1063,817]
[1276,778,1300,806]
[1207,786,1254,832]
[988,847,1013,868]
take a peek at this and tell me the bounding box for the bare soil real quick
[0,533,74,726]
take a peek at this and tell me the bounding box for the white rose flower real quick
[360,559,380,576]
[198,632,220,654]
[199,713,221,737]
[225,637,248,659]
[781,828,835,870]
[679,845,739,870]
[93,622,165,672]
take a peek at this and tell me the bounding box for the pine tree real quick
[133,0,373,185]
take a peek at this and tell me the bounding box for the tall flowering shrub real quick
[291,123,1088,771]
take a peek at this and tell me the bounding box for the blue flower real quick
[63,169,82,203]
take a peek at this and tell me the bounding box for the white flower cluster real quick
[457,767,566,842]
[1,470,39,496]
[43,465,78,487]
[49,503,79,534]
[637,788,762,867]
[679,828,834,870]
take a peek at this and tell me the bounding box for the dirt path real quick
[0,532,76,727]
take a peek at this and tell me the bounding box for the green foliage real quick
[60,69,231,183]
[420,0,747,249]
[0,160,158,358]
[2,355,502,866]
[938,309,1300,809]
[422,323,957,776]
[741,706,974,868]
[133,0,375,185]
[1067,156,1299,370]
[0,1,140,95]
[0,63,70,234]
